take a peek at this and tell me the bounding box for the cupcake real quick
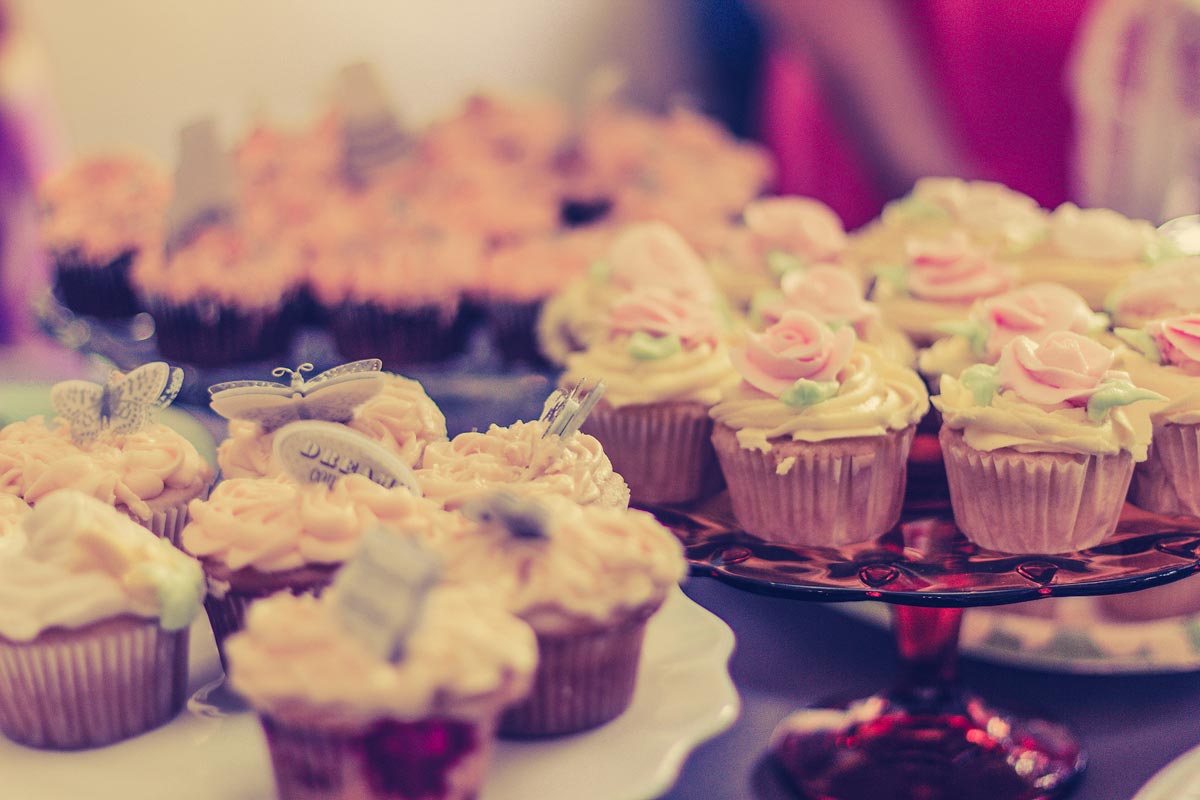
[309,228,484,368]
[181,473,458,658]
[450,493,686,736]
[536,221,721,365]
[0,373,214,544]
[935,332,1163,553]
[709,311,928,545]
[133,223,305,365]
[753,263,916,366]
[1011,203,1172,308]
[416,418,630,511]
[1115,315,1200,516]
[227,570,536,800]
[918,282,1108,385]
[0,490,204,749]
[561,287,738,505]
[1106,257,1200,328]
[849,177,1049,268]
[38,154,170,318]
[216,370,448,479]
[870,231,1019,346]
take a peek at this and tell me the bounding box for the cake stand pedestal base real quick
[770,606,1084,800]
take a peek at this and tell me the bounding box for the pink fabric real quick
[759,1,1091,228]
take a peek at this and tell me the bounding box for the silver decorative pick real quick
[461,491,550,541]
[331,528,442,663]
[164,117,236,253]
[539,378,606,438]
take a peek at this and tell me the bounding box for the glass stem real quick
[889,605,964,705]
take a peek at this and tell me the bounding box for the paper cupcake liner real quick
[939,427,1134,554]
[329,301,472,367]
[500,608,654,738]
[0,617,188,749]
[142,292,300,366]
[128,500,191,548]
[583,402,723,506]
[53,249,141,318]
[206,575,333,668]
[711,423,913,546]
[1131,422,1200,517]
[485,299,548,366]
[260,714,495,800]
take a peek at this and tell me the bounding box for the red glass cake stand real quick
[649,479,1200,800]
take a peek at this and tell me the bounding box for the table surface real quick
[664,577,1200,800]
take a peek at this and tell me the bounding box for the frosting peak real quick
[904,233,1016,302]
[1051,203,1157,262]
[605,222,715,300]
[742,197,847,263]
[608,287,721,348]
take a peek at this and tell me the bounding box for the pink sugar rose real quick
[743,197,847,262]
[1147,315,1200,368]
[761,266,880,336]
[609,288,721,348]
[905,232,1016,302]
[732,311,856,397]
[997,331,1119,406]
[975,283,1098,361]
[607,222,715,300]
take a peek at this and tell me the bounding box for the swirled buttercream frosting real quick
[0,416,213,521]
[416,421,630,510]
[0,490,204,642]
[226,584,537,725]
[182,474,459,573]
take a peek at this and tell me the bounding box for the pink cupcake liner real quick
[583,402,723,506]
[260,714,496,800]
[1131,422,1200,517]
[940,427,1134,554]
[711,423,913,546]
[500,607,654,738]
[0,617,188,749]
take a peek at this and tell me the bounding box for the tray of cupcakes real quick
[0,360,738,799]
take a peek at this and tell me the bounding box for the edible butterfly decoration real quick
[208,360,385,432]
[50,362,185,445]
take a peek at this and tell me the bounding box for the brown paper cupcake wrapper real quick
[130,501,191,548]
[583,402,723,506]
[330,300,472,367]
[53,249,141,318]
[500,609,653,738]
[1132,422,1200,517]
[0,618,188,749]
[711,424,913,546]
[940,427,1134,554]
[260,714,495,800]
[141,292,300,366]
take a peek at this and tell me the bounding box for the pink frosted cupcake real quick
[918,282,1108,384]
[217,371,448,479]
[754,263,916,366]
[1115,315,1200,516]
[416,419,630,511]
[1106,257,1200,328]
[443,493,685,737]
[709,311,928,545]
[870,231,1019,346]
[935,332,1163,553]
[39,154,170,317]
[561,287,739,504]
[227,579,536,800]
[0,490,205,749]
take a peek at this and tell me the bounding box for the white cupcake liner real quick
[0,618,188,749]
[1131,422,1200,517]
[582,402,723,506]
[940,427,1133,554]
[711,424,913,546]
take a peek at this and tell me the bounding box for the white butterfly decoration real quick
[208,360,385,432]
[51,362,185,445]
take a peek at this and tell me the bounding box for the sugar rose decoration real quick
[1145,316,1200,369]
[970,283,1102,361]
[605,222,714,300]
[1051,203,1156,261]
[732,311,855,404]
[743,197,847,267]
[761,265,878,331]
[903,233,1015,302]
[609,288,720,350]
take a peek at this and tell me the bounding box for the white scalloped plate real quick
[0,587,738,800]
[1133,743,1200,800]
[836,596,1200,674]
